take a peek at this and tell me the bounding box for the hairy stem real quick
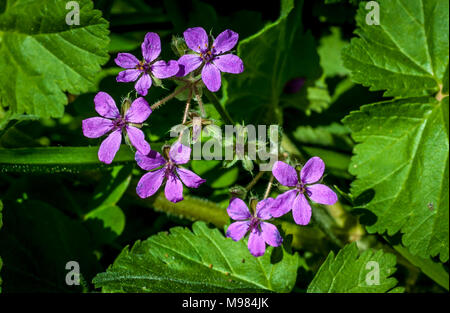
[263,174,274,199]
[245,171,265,191]
[151,83,190,110]
[193,86,206,117]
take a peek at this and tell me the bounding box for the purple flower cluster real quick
[81,28,339,259]
[226,157,338,257]
[114,30,243,95]
[82,28,242,202]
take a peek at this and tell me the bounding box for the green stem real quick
[203,89,234,125]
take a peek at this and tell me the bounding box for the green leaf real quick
[341,0,449,262]
[318,27,350,77]
[307,243,403,293]
[89,165,133,209]
[225,0,321,124]
[0,0,110,119]
[0,199,100,292]
[84,205,125,245]
[388,238,449,291]
[84,165,131,244]
[344,97,449,262]
[0,146,139,173]
[93,222,302,292]
[342,0,449,97]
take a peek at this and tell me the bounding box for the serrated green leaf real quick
[341,0,449,263]
[0,0,110,119]
[307,243,403,293]
[343,97,449,262]
[225,0,321,124]
[93,222,302,292]
[342,0,449,97]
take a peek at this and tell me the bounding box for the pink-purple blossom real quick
[271,157,338,225]
[135,142,206,203]
[115,32,179,96]
[226,198,282,257]
[177,27,244,92]
[82,92,151,164]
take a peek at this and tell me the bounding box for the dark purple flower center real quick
[248,216,261,233]
[200,49,215,63]
[163,160,177,178]
[136,61,150,73]
[113,117,126,130]
[296,182,307,194]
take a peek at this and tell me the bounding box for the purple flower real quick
[115,32,179,96]
[271,157,338,225]
[82,92,151,164]
[135,142,206,203]
[177,27,244,92]
[226,198,282,257]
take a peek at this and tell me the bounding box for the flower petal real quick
[201,63,221,92]
[94,92,120,119]
[212,29,239,54]
[125,97,152,123]
[135,150,166,171]
[165,173,183,203]
[184,27,208,53]
[176,168,206,188]
[136,168,165,198]
[114,53,139,68]
[292,193,311,225]
[260,222,283,247]
[301,156,325,184]
[142,32,161,63]
[82,117,113,138]
[151,60,179,79]
[135,73,152,96]
[256,198,275,220]
[307,184,338,205]
[227,197,251,220]
[248,229,266,257]
[126,126,150,155]
[226,221,249,242]
[117,69,141,83]
[176,54,203,76]
[272,161,298,187]
[98,129,122,164]
[169,141,191,165]
[213,54,243,74]
[270,189,297,218]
